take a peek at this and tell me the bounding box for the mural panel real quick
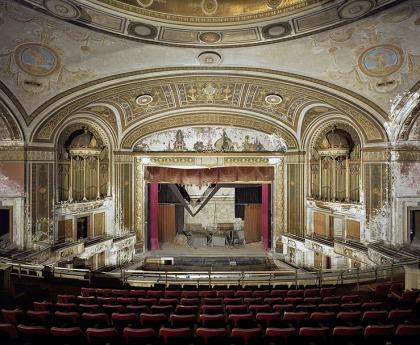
[133,126,287,152]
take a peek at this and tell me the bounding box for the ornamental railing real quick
[0,256,418,288]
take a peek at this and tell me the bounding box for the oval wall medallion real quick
[199,32,222,43]
[197,51,222,66]
[338,0,374,20]
[14,43,60,77]
[358,45,403,77]
[44,0,81,20]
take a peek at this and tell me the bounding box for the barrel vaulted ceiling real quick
[0,0,419,149]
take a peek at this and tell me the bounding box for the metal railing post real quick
[295,269,298,288]
[390,262,394,282]
[340,271,343,285]
[319,269,323,288]
[375,267,378,282]
[356,268,360,291]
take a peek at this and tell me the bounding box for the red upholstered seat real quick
[151,305,174,316]
[128,289,146,297]
[158,298,179,306]
[2,309,25,325]
[54,311,80,326]
[341,295,359,303]
[216,290,235,298]
[255,312,281,328]
[304,297,322,305]
[122,327,155,345]
[79,304,100,313]
[86,327,119,345]
[387,309,413,325]
[304,289,320,297]
[394,324,420,345]
[248,304,270,314]
[244,297,262,306]
[332,326,364,337]
[170,313,197,328]
[50,326,84,345]
[364,325,394,344]
[96,297,116,305]
[336,311,362,326]
[102,304,125,314]
[159,327,193,345]
[77,296,97,304]
[362,310,387,325]
[126,304,150,314]
[265,327,296,345]
[286,290,304,297]
[299,327,329,345]
[317,303,339,312]
[95,289,112,297]
[295,304,317,313]
[263,297,283,306]
[199,313,226,328]
[252,290,269,298]
[81,288,96,297]
[180,298,200,305]
[116,297,136,305]
[165,290,182,298]
[17,324,49,344]
[225,304,248,314]
[147,290,164,298]
[361,302,383,311]
[283,297,303,305]
[56,302,77,312]
[283,311,309,328]
[181,291,199,298]
[175,304,199,315]
[140,312,167,330]
[270,290,287,297]
[235,290,253,298]
[322,296,340,303]
[196,327,228,345]
[199,291,217,298]
[340,303,361,311]
[111,289,129,297]
[57,294,76,303]
[0,323,17,340]
[272,304,294,313]
[224,298,243,305]
[231,327,262,345]
[81,312,110,329]
[228,313,255,328]
[200,305,224,315]
[27,310,52,325]
[309,312,335,327]
[111,312,138,331]
[33,301,53,311]
[319,287,336,297]
[202,298,223,305]
[137,297,158,306]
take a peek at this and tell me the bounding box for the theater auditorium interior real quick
[0,0,420,344]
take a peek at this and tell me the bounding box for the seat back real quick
[159,327,193,345]
[196,327,228,345]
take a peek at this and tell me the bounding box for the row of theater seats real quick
[2,322,420,345]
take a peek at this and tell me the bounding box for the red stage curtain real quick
[144,166,273,184]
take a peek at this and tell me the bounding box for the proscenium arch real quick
[121,112,299,150]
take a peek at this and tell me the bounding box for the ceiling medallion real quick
[135,94,153,105]
[201,0,218,16]
[44,0,81,20]
[265,94,283,105]
[338,0,374,20]
[197,51,222,66]
[199,32,222,44]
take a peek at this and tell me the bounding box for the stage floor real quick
[147,241,266,257]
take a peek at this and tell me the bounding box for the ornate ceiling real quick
[18,0,403,47]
